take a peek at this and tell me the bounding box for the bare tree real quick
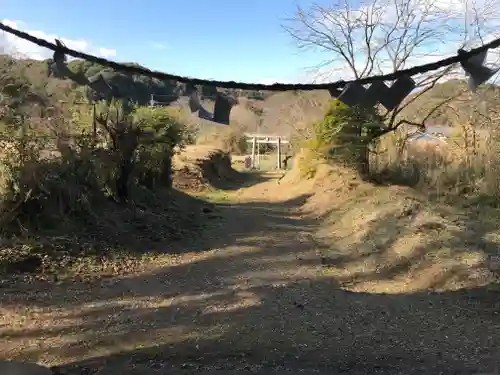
[283,0,500,134]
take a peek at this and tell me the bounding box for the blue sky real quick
[2,0,327,83]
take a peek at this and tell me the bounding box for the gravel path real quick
[2,173,500,374]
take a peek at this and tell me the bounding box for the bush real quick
[295,147,325,179]
[133,106,190,189]
[196,126,248,154]
[0,101,192,234]
[0,129,108,232]
[91,101,193,200]
[305,100,384,177]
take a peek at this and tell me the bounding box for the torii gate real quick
[244,133,289,170]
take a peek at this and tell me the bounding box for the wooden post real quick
[256,138,260,169]
[251,137,256,169]
[277,137,282,170]
[92,103,97,142]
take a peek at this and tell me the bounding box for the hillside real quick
[0,55,272,123]
[2,54,500,136]
[399,79,500,126]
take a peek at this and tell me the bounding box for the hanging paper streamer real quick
[188,88,202,113]
[336,82,368,108]
[47,42,117,103]
[213,93,235,125]
[185,84,200,113]
[198,106,213,120]
[47,40,69,78]
[47,39,179,107]
[364,81,389,107]
[187,89,237,125]
[328,87,343,98]
[458,48,499,92]
[379,76,415,111]
[330,76,416,111]
[47,40,89,85]
[87,74,114,101]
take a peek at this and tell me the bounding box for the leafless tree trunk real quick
[95,103,140,202]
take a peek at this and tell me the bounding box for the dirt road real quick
[2,172,500,374]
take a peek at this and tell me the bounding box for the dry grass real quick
[195,126,248,155]
[372,124,500,201]
[288,118,500,296]
[304,165,498,293]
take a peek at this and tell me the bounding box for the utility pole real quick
[255,108,264,169]
[92,103,96,140]
[277,136,282,170]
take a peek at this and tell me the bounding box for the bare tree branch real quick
[392,91,467,131]
[283,0,500,133]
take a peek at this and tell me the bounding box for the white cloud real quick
[0,19,117,60]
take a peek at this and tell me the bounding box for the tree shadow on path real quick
[2,174,500,375]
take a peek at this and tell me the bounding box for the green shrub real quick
[309,100,384,176]
[132,106,190,189]
[0,102,192,233]
[295,147,325,179]
[0,128,109,233]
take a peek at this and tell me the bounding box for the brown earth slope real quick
[172,145,242,191]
